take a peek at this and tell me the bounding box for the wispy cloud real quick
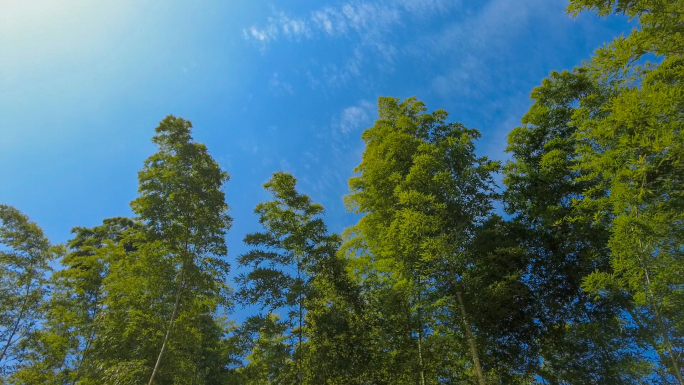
[240,0,462,90]
[242,0,459,62]
[243,1,455,46]
[244,0,571,96]
[407,0,564,98]
[334,100,374,134]
[242,0,460,88]
[242,9,310,47]
[309,3,401,38]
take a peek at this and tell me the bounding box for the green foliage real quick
[236,172,350,384]
[561,2,684,382]
[504,68,650,384]
[344,96,534,384]
[10,218,140,384]
[131,115,232,259]
[240,314,295,385]
[0,205,55,378]
[572,54,684,385]
[129,116,234,385]
[567,0,684,61]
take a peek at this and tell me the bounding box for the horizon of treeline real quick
[1,1,683,384]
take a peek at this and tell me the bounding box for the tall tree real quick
[565,1,684,382]
[300,227,368,384]
[577,58,684,383]
[238,314,293,385]
[235,172,341,385]
[132,115,233,385]
[344,97,527,384]
[0,205,55,379]
[504,68,649,384]
[10,218,140,384]
[87,115,234,385]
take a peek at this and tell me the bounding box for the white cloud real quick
[242,10,309,48]
[243,1,455,47]
[334,100,374,134]
[312,8,337,35]
[404,0,560,98]
[276,11,310,38]
[243,0,564,96]
[341,3,401,35]
[241,1,461,89]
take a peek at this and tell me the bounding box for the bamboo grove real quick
[1,1,683,384]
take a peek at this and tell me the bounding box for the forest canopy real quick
[1,1,683,384]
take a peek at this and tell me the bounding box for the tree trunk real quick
[297,260,303,385]
[663,334,684,385]
[637,238,684,385]
[71,294,102,385]
[148,266,187,385]
[418,327,426,385]
[417,281,426,385]
[455,291,486,385]
[0,270,34,364]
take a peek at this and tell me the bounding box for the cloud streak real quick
[242,0,458,48]
[242,0,458,88]
[407,0,565,99]
[334,100,374,134]
[242,10,310,45]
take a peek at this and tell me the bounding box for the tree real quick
[300,229,369,384]
[95,115,234,385]
[235,172,341,385]
[239,314,294,385]
[572,53,684,385]
[0,205,55,379]
[344,96,527,384]
[10,218,140,384]
[562,1,684,382]
[567,0,684,62]
[503,68,650,384]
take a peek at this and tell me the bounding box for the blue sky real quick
[1,0,630,257]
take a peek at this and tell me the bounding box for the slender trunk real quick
[637,238,684,385]
[71,332,94,385]
[0,270,34,363]
[455,291,486,385]
[148,266,187,385]
[71,338,92,385]
[650,298,684,384]
[71,294,101,385]
[298,298,303,385]
[625,306,683,384]
[662,333,684,385]
[417,280,426,385]
[297,260,303,385]
[404,305,414,384]
[417,326,426,385]
[446,258,486,385]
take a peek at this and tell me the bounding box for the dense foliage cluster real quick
[1,1,682,383]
